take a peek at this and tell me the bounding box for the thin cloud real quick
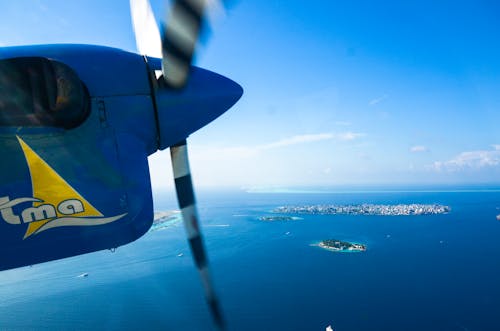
[191,132,365,160]
[261,132,365,149]
[430,146,500,171]
[36,0,48,12]
[336,132,365,141]
[262,133,335,150]
[369,94,388,106]
[410,145,428,153]
[35,0,69,27]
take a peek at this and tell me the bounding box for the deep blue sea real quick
[1,189,499,331]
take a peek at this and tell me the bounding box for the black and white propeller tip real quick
[170,140,225,329]
[161,0,206,89]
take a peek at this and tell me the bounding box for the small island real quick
[149,211,182,232]
[316,239,366,252]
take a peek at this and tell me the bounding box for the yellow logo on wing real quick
[0,137,126,239]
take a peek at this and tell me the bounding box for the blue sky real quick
[1,1,499,189]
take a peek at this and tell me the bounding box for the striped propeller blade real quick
[170,140,225,330]
[161,0,207,88]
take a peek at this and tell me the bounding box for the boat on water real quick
[497,214,500,221]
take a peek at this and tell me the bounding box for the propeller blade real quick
[161,0,207,88]
[131,0,227,87]
[130,0,163,58]
[170,139,225,330]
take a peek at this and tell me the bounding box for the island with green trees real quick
[316,239,366,252]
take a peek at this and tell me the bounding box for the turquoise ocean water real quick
[0,188,499,330]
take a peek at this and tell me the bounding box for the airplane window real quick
[0,57,89,129]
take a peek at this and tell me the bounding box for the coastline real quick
[150,210,182,232]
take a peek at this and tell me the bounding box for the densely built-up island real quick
[273,204,450,216]
[315,239,367,252]
[258,216,299,221]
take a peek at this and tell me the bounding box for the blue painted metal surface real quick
[146,57,243,149]
[0,44,151,97]
[0,44,242,271]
